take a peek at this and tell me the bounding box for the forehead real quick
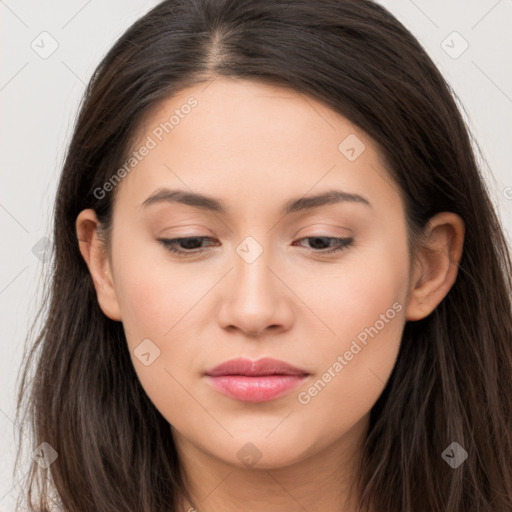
[113,77,400,218]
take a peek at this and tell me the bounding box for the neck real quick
[173,414,370,512]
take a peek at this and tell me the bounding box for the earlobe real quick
[405,212,465,321]
[76,209,122,321]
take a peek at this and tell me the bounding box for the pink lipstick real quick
[204,357,309,403]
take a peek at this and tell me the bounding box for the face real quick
[94,77,414,469]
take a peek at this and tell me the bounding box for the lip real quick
[205,357,308,377]
[204,357,310,403]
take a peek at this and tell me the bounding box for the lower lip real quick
[205,375,308,403]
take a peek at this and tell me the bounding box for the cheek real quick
[292,225,409,428]
[112,260,204,421]
[295,301,404,450]
[112,245,212,389]
[111,215,410,447]
[309,226,409,352]
[113,240,201,340]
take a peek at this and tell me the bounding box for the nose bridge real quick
[217,233,292,335]
[233,234,278,304]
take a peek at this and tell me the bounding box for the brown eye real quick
[157,235,353,257]
[158,236,218,255]
[293,236,353,254]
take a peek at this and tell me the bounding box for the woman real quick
[16,0,512,510]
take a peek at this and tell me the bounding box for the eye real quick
[292,236,353,254]
[157,236,218,256]
[158,235,353,256]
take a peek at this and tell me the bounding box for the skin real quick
[76,77,465,512]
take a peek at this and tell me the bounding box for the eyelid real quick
[157,234,353,257]
[293,222,353,237]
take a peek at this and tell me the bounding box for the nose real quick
[217,246,294,338]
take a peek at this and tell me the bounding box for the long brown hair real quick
[15,0,512,510]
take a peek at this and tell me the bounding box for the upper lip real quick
[204,357,309,377]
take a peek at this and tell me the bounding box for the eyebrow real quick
[140,187,372,215]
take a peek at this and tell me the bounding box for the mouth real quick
[204,357,310,403]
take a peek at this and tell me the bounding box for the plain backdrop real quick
[1,0,511,509]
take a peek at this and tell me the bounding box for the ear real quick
[405,212,465,321]
[76,209,122,321]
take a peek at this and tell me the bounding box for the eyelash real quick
[157,236,353,256]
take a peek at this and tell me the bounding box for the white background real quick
[1,0,511,509]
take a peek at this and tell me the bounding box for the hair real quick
[14,0,512,510]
